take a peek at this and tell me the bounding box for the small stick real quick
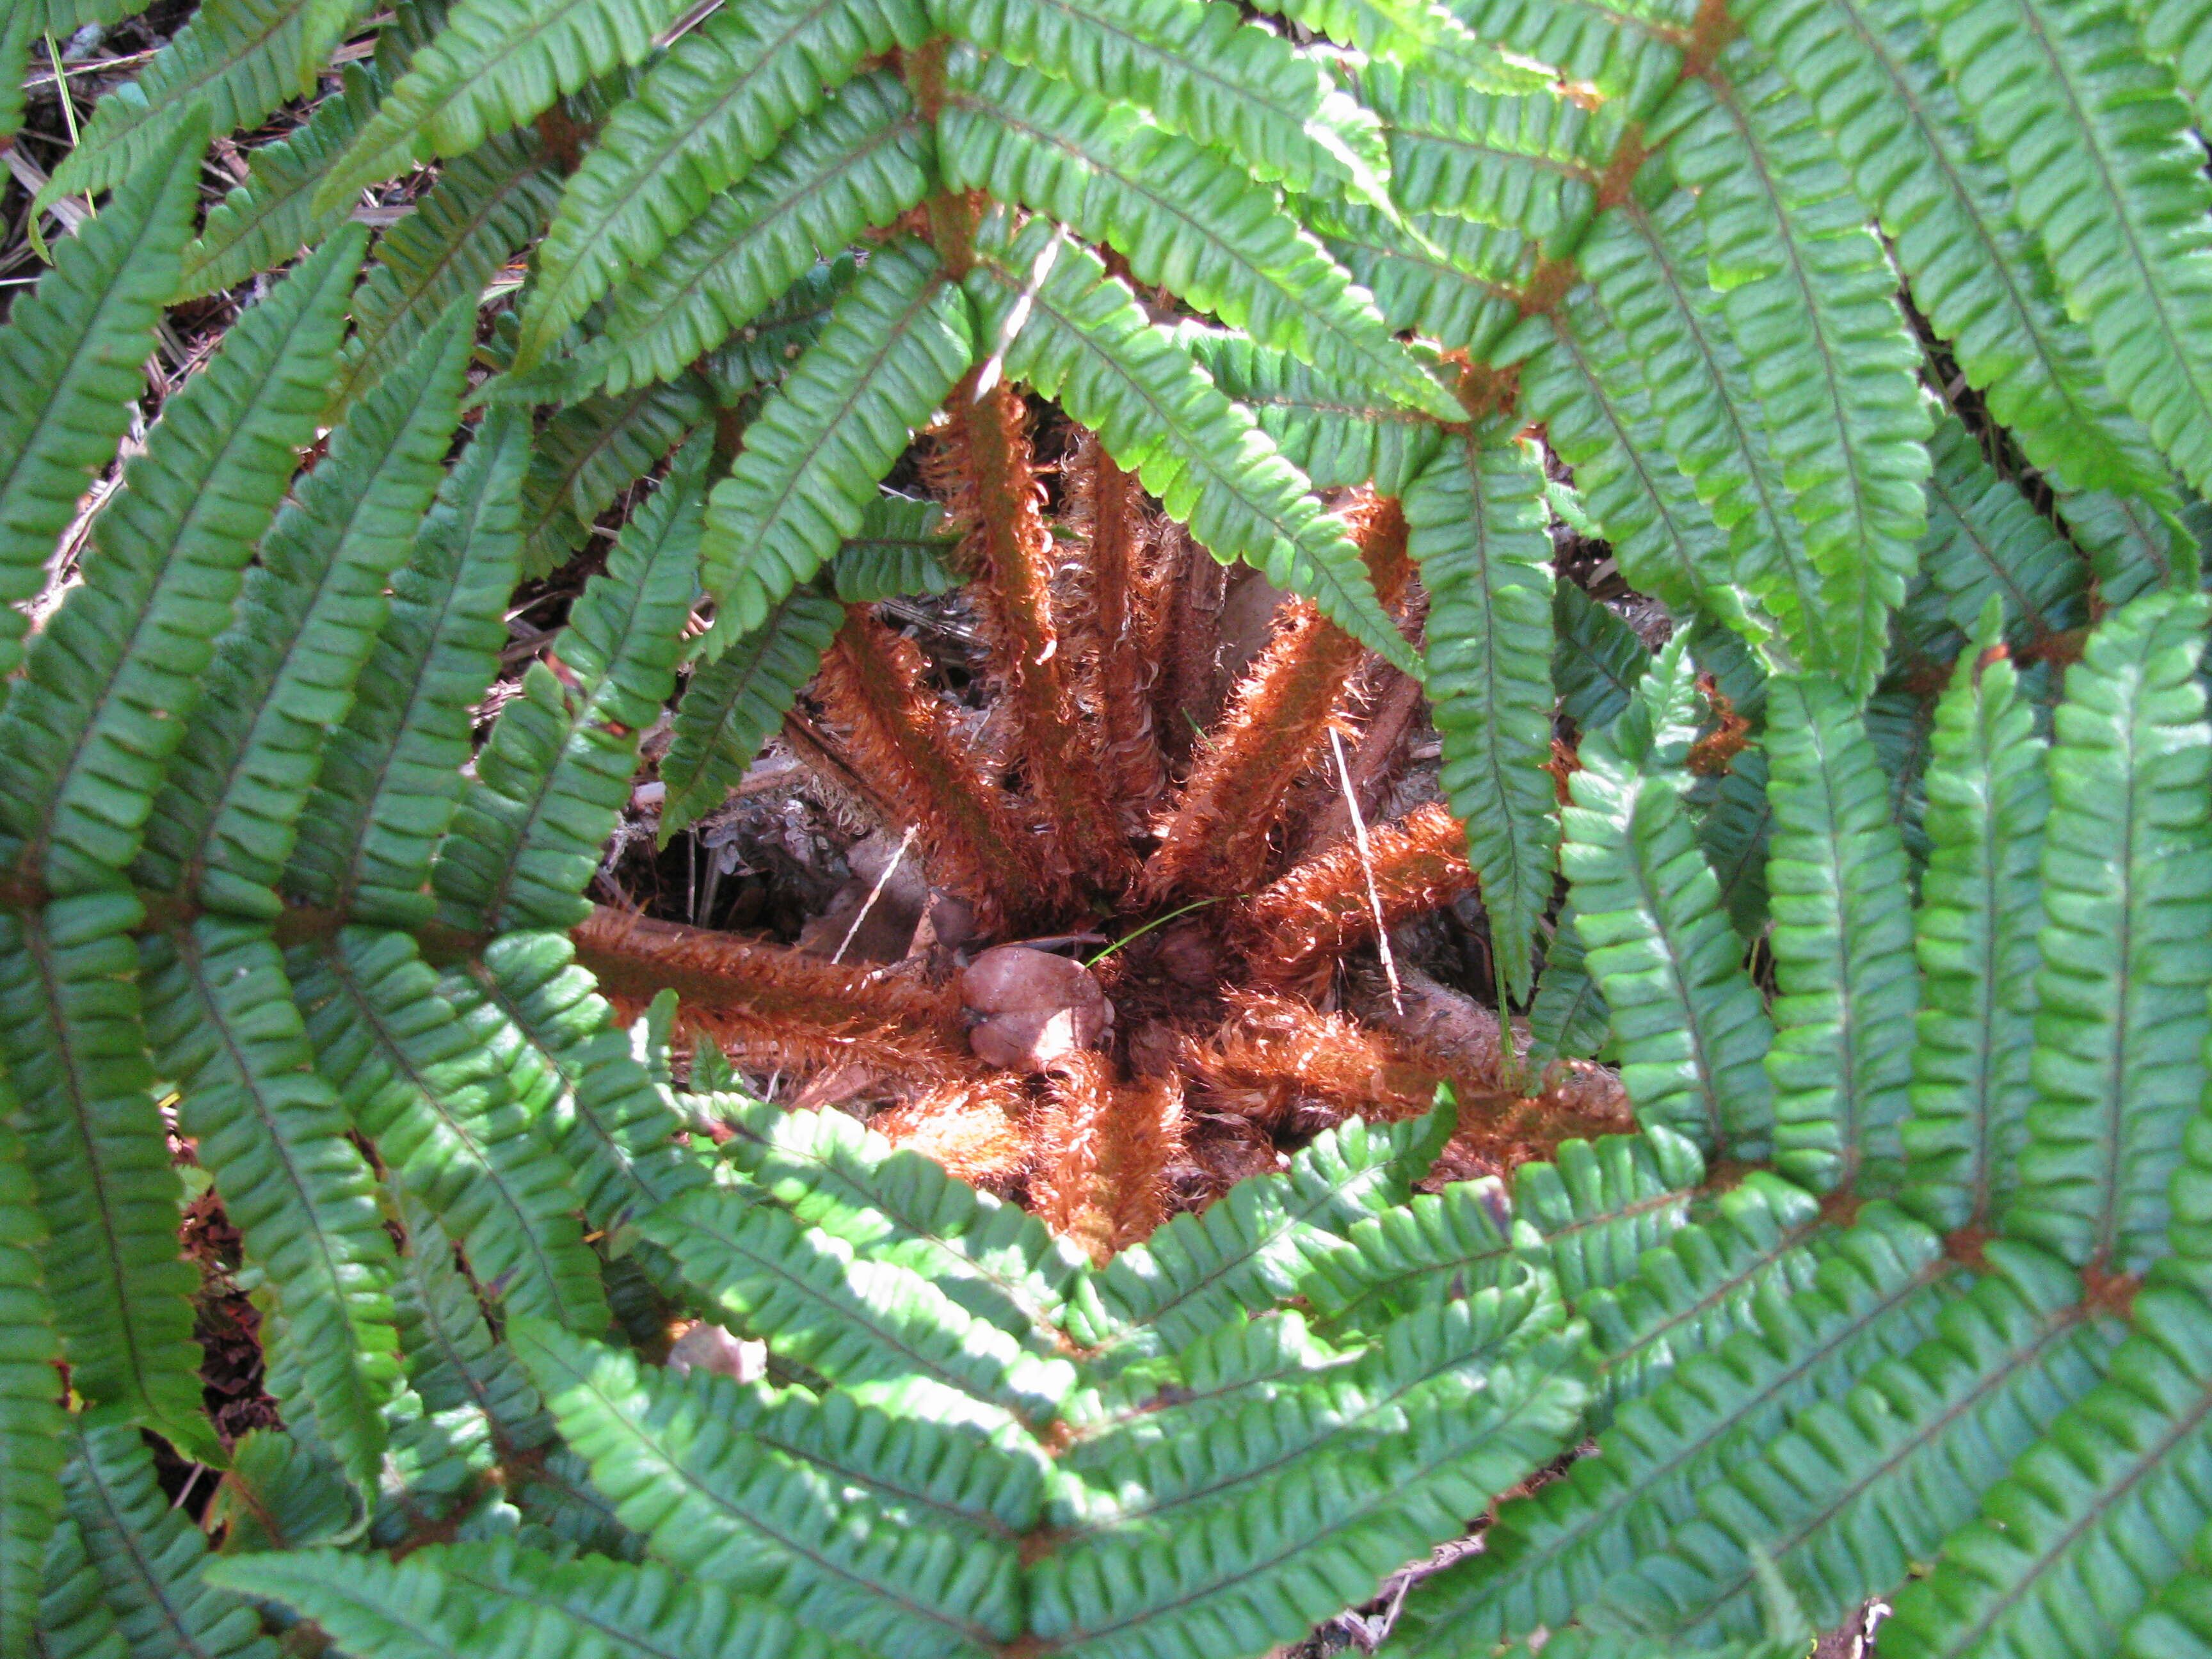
[1332,726,1402,1016]
[831,826,918,965]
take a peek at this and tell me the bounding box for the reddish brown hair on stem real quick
[1059,435,1169,823]
[1027,1051,1181,1262]
[812,603,1061,931]
[874,1074,1034,1193]
[1142,493,1414,903]
[1237,801,1481,997]
[573,905,977,1077]
[930,381,1133,890]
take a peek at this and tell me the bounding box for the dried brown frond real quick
[1236,801,1479,996]
[1142,494,1414,901]
[874,1074,1032,1194]
[573,904,976,1077]
[929,383,1131,886]
[1059,435,1168,817]
[812,604,1061,930]
[1028,1052,1181,1262]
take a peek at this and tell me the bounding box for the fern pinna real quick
[6,0,2212,1653]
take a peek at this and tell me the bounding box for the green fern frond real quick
[831,494,959,600]
[965,216,1415,673]
[1898,611,2049,1233]
[0,228,359,897]
[514,1317,1031,1658]
[140,920,403,1492]
[1448,0,1692,104]
[709,1097,1090,1344]
[1297,1126,1703,1339]
[1388,1206,1953,1655]
[1670,57,1934,694]
[1172,326,1445,495]
[2123,1537,2212,1659]
[577,69,932,399]
[2007,590,2212,1270]
[1310,196,1529,355]
[33,1516,129,1659]
[1580,1173,1828,1409]
[1507,298,1735,619]
[515,0,928,369]
[937,0,1393,207]
[698,237,970,644]
[1071,1308,1355,1452]
[459,929,699,1222]
[0,10,28,150]
[1551,582,1650,733]
[1089,1112,1450,1355]
[285,406,527,925]
[1520,1127,1708,1302]
[517,373,713,577]
[1249,0,1486,67]
[332,129,561,418]
[0,1112,62,1659]
[389,1197,561,1455]
[1866,681,1940,868]
[205,1548,492,1659]
[1361,63,1603,240]
[1879,1272,2212,1657]
[40,0,364,210]
[552,1311,1052,1538]
[1740,0,2172,499]
[1910,419,2090,649]
[286,926,609,1329]
[1583,194,1822,656]
[2054,479,2199,609]
[1693,746,1774,942]
[435,445,702,932]
[1406,431,1559,996]
[1034,1292,1585,1659]
[314,0,687,214]
[135,302,472,918]
[214,1538,874,1659]
[1761,675,1918,1193]
[1562,648,1778,1157]
[639,1185,1075,1423]
[0,120,200,680]
[1291,1185,1519,1339]
[22,0,141,33]
[1594,1244,2124,1644]
[2131,0,2209,123]
[64,1422,281,1659]
[1526,907,1612,1070]
[694,252,856,393]
[178,63,384,299]
[940,52,1460,421]
[1925,0,2212,497]
[0,896,208,1455]
[1056,1294,1557,1538]
[205,1428,356,1555]
[658,584,844,840]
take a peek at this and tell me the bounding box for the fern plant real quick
[4,0,2212,1654]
